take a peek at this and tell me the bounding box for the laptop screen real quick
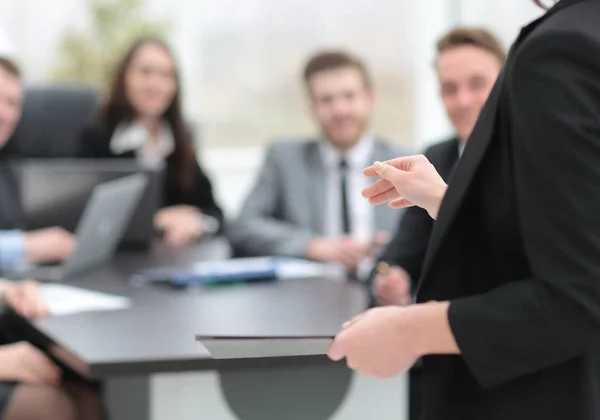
[19,159,164,249]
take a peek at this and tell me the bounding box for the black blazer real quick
[78,120,224,228]
[373,138,459,289]
[417,1,600,419]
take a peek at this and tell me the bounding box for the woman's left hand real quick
[327,306,421,378]
[154,205,205,248]
[3,280,49,319]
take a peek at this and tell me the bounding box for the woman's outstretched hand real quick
[362,155,448,220]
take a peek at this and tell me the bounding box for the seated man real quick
[0,56,75,274]
[369,27,506,420]
[0,54,104,419]
[228,50,411,278]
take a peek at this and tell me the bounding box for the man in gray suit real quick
[0,56,75,273]
[228,50,411,278]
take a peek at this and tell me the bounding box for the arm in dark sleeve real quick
[447,30,600,388]
[189,162,225,230]
[371,206,434,292]
[368,143,443,292]
[380,205,435,282]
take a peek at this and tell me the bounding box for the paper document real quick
[41,284,131,316]
[275,259,346,281]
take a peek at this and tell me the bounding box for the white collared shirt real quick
[319,134,375,243]
[109,121,175,168]
[319,135,376,281]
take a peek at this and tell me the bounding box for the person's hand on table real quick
[24,227,76,263]
[362,156,448,219]
[367,231,390,259]
[373,264,412,306]
[3,280,48,319]
[305,236,371,271]
[0,341,60,385]
[154,205,205,248]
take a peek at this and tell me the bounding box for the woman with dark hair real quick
[328,0,600,419]
[79,38,223,247]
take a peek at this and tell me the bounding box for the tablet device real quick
[0,309,91,382]
[196,335,335,359]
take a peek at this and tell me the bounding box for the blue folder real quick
[131,257,285,287]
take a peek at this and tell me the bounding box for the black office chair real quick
[6,85,100,158]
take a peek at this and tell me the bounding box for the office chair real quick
[6,85,99,158]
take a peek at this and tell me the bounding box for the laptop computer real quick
[9,173,149,281]
[18,159,164,251]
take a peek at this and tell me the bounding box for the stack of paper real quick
[275,258,346,281]
[188,257,276,276]
[133,256,347,287]
[41,284,131,316]
[186,257,346,281]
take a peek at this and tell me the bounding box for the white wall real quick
[0,0,468,152]
[411,0,456,151]
[0,0,88,81]
[0,0,544,216]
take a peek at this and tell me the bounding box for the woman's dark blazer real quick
[78,119,224,229]
[416,1,600,419]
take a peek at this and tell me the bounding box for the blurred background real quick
[0,0,543,216]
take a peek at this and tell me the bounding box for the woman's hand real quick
[3,280,49,319]
[0,342,60,385]
[327,306,421,378]
[362,156,448,219]
[154,205,205,247]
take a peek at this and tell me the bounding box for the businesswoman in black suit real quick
[328,1,600,419]
[79,38,224,247]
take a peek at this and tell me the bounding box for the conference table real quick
[27,238,407,420]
